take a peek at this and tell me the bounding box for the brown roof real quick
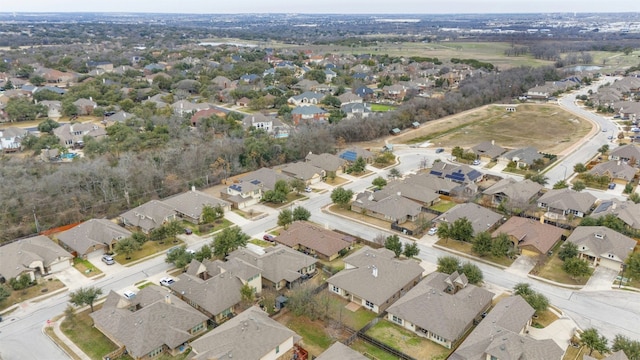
[492,217,565,254]
[275,221,351,257]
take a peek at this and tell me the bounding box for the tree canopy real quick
[213,227,249,258]
[69,286,103,312]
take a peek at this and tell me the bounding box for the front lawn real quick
[0,278,65,311]
[60,307,119,360]
[435,239,515,267]
[73,257,102,277]
[324,176,349,186]
[113,239,183,265]
[429,200,457,213]
[534,253,590,285]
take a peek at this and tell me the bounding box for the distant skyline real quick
[1,0,638,15]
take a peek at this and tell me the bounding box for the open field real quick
[398,104,592,154]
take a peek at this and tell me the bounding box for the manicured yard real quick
[195,218,233,235]
[532,308,559,328]
[366,320,451,360]
[324,176,349,186]
[283,315,335,357]
[113,239,183,265]
[0,278,65,312]
[435,239,515,267]
[534,254,590,286]
[60,308,119,360]
[429,200,457,213]
[323,295,377,330]
[73,257,102,277]
[371,104,397,112]
[329,204,395,232]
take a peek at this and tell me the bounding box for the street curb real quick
[527,274,584,290]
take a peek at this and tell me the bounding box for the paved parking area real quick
[582,266,617,291]
[506,255,536,277]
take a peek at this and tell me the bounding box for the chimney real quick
[372,265,378,278]
[165,295,171,304]
[491,140,495,146]
[191,185,196,192]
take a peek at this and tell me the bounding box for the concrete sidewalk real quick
[47,316,92,360]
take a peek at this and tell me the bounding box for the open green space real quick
[534,253,591,286]
[113,239,183,264]
[61,308,119,360]
[371,104,397,112]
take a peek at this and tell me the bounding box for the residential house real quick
[339,147,374,164]
[170,268,246,324]
[403,173,461,196]
[171,100,210,117]
[382,84,407,102]
[483,178,543,207]
[450,295,564,360]
[471,141,506,161]
[235,97,250,107]
[103,111,134,126]
[373,181,441,208]
[566,226,637,271]
[430,162,484,184]
[72,98,97,115]
[351,191,422,224]
[185,257,262,294]
[526,79,579,100]
[220,180,263,209]
[162,189,230,224]
[433,203,503,235]
[189,306,302,360]
[492,216,565,257]
[279,162,325,185]
[324,68,337,82]
[537,188,597,219]
[38,68,75,85]
[327,246,424,314]
[588,160,637,184]
[305,152,348,176]
[190,107,226,127]
[291,105,328,124]
[0,235,72,283]
[53,122,106,148]
[609,144,640,166]
[91,286,208,360]
[338,92,363,104]
[288,91,325,106]
[241,113,274,133]
[499,147,544,169]
[39,100,62,119]
[55,219,132,258]
[341,102,372,119]
[275,221,353,261]
[227,245,316,291]
[591,199,640,230]
[293,79,320,92]
[0,127,28,152]
[239,73,260,84]
[386,272,493,349]
[354,86,375,100]
[120,200,177,234]
[211,75,232,89]
[317,342,368,360]
[87,61,114,73]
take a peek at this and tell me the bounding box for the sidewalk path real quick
[48,316,92,360]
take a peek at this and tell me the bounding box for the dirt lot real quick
[373,104,593,155]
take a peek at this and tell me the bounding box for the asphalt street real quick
[1,79,639,360]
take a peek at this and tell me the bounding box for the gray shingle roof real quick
[386,272,493,341]
[566,226,637,263]
[171,272,243,317]
[91,286,208,359]
[450,296,563,360]
[483,178,543,204]
[276,221,351,258]
[0,235,72,279]
[327,246,424,306]
[537,188,596,214]
[120,200,176,233]
[190,306,299,359]
[228,245,316,284]
[162,190,229,221]
[316,342,368,360]
[56,219,131,255]
[434,203,503,235]
[588,160,637,181]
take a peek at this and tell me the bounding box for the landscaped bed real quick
[365,319,451,360]
[73,257,102,277]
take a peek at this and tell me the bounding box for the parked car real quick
[427,227,438,236]
[184,228,193,235]
[101,255,115,265]
[123,290,136,299]
[608,183,616,190]
[305,186,312,193]
[472,159,481,166]
[159,277,175,287]
[435,148,444,153]
[263,234,275,242]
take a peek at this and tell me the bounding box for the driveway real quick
[505,255,536,277]
[582,266,618,291]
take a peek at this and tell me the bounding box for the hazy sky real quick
[1,0,638,14]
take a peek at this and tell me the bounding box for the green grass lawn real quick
[285,316,334,355]
[351,339,398,360]
[0,278,65,312]
[535,254,590,285]
[429,200,457,213]
[73,257,102,277]
[249,239,276,248]
[61,308,119,360]
[366,320,451,360]
[371,104,397,112]
[323,295,377,330]
[114,239,183,265]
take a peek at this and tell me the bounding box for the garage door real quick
[49,259,72,273]
[520,248,539,257]
[598,258,622,271]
